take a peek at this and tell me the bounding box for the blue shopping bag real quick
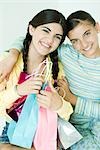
[7,93,39,149]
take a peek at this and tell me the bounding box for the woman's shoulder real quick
[58,43,76,58]
[0,51,10,61]
[58,43,74,51]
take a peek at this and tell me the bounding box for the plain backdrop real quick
[0,0,100,134]
[0,0,100,52]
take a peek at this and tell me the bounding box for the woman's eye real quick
[56,36,62,40]
[42,29,49,33]
[71,40,78,45]
[85,32,91,36]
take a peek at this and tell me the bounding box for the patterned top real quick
[58,43,100,100]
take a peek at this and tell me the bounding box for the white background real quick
[0,0,100,134]
[0,0,100,52]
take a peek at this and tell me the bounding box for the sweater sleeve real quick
[55,53,73,121]
[0,53,23,122]
[9,36,24,52]
[0,86,21,122]
[0,86,21,109]
[0,53,23,108]
[56,98,73,121]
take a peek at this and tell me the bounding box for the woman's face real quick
[29,23,63,56]
[68,21,100,58]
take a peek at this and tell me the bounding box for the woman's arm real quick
[0,36,24,83]
[0,49,19,83]
[57,77,77,106]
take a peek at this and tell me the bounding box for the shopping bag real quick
[7,58,53,149]
[34,107,57,150]
[58,117,83,149]
[7,93,39,149]
[34,85,57,150]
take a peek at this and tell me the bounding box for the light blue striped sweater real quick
[58,43,100,100]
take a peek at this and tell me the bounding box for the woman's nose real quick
[80,39,88,49]
[48,36,54,45]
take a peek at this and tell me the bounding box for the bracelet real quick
[14,84,21,97]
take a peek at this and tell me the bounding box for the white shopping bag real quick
[58,117,83,149]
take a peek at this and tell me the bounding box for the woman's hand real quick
[17,76,44,96]
[37,82,63,111]
[57,77,70,98]
[57,77,77,106]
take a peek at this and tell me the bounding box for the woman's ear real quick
[95,22,100,33]
[29,25,35,36]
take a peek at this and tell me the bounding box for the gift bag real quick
[34,107,57,150]
[34,85,57,150]
[58,117,83,149]
[7,93,39,149]
[7,58,54,149]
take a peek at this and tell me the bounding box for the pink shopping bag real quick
[34,86,57,150]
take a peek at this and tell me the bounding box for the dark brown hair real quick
[66,10,96,37]
[22,9,67,87]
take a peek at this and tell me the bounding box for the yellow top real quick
[0,52,73,122]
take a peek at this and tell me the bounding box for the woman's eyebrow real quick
[56,33,63,37]
[42,26,63,36]
[83,29,90,35]
[70,38,77,42]
[42,26,51,31]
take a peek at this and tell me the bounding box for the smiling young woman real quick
[0,9,73,150]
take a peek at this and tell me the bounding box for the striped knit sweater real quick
[8,36,100,100]
[58,43,100,118]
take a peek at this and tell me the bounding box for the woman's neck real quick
[27,46,46,74]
